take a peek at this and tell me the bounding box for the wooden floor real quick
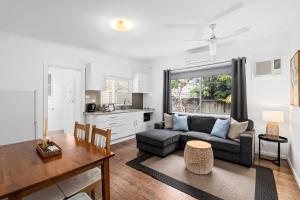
[97,139,300,200]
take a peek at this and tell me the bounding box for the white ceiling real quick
[0,0,299,60]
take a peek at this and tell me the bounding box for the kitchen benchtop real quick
[84,109,155,116]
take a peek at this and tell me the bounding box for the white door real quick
[64,79,76,134]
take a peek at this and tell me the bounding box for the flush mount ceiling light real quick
[109,18,134,32]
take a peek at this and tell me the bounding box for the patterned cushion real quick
[164,113,173,129]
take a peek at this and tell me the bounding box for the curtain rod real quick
[170,60,232,72]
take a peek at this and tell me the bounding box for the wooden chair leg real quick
[91,189,96,200]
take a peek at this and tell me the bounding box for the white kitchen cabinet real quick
[133,73,149,93]
[133,112,146,133]
[85,62,104,90]
[85,113,131,141]
[85,111,148,143]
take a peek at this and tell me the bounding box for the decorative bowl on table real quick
[36,141,62,159]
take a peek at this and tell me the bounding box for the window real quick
[170,70,232,115]
[101,77,132,105]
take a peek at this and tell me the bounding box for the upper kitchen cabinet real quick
[132,73,149,93]
[85,63,104,91]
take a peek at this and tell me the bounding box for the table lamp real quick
[262,111,284,137]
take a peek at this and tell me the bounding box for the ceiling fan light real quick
[110,18,134,32]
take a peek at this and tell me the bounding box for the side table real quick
[258,134,288,166]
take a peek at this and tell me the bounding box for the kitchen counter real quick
[83,109,155,116]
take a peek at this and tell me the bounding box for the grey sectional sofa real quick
[136,115,255,166]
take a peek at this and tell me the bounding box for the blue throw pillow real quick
[173,115,189,132]
[211,119,231,139]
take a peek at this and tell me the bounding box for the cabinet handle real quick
[112,132,118,135]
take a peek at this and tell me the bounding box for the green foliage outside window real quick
[171,75,232,104]
[201,74,232,103]
[170,74,232,114]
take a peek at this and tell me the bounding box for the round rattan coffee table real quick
[184,140,214,174]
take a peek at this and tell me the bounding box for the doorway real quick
[48,66,83,135]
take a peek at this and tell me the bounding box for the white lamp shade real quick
[262,111,284,123]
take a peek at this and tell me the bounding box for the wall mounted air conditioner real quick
[184,46,210,65]
[254,59,281,77]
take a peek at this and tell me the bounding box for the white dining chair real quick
[1,185,65,200]
[68,192,92,200]
[74,121,90,143]
[23,185,65,200]
[57,124,111,200]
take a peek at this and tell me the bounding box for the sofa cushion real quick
[247,119,254,131]
[211,119,231,139]
[173,115,189,131]
[209,136,240,153]
[137,141,180,157]
[180,131,211,143]
[164,113,173,129]
[227,119,249,140]
[189,116,216,133]
[136,129,181,147]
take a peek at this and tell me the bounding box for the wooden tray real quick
[36,141,62,159]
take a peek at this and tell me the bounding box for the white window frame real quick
[101,76,132,105]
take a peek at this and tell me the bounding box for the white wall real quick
[0,30,149,140]
[286,12,300,187]
[145,32,291,157]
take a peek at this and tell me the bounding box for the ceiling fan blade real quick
[184,39,207,42]
[206,2,244,23]
[164,24,203,29]
[218,26,250,40]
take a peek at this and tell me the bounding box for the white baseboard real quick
[287,158,300,189]
[255,150,287,159]
[111,134,136,145]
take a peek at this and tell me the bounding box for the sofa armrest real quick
[239,130,255,166]
[155,122,165,129]
[240,131,254,141]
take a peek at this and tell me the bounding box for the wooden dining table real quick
[0,134,115,200]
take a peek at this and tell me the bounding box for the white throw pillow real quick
[164,113,173,129]
[227,118,249,140]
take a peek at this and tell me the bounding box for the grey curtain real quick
[163,70,171,115]
[231,57,248,121]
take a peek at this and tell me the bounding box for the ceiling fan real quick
[163,2,250,58]
[185,24,250,57]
